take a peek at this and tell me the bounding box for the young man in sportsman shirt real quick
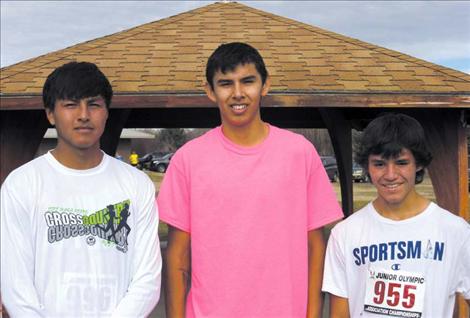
[322,113,470,317]
[1,62,162,317]
[158,42,343,317]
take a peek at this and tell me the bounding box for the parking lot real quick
[148,171,437,212]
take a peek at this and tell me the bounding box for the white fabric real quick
[1,152,162,317]
[323,202,470,317]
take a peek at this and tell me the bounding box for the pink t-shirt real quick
[158,125,343,317]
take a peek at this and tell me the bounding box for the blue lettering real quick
[434,242,444,261]
[370,245,378,262]
[397,241,407,259]
[388,241,397,259]
[360,246,368,265]
[407,241,421,259]
[353,248,361,265]
[379,243,388,261]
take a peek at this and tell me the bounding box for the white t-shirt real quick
[323,202,470,317]
[1,152,162,317]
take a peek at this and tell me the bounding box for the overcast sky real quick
[1,1,469,74]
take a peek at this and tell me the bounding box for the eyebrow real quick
[216,75,258,84]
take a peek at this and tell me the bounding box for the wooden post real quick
[1,110,49,184]
[319,108,353,216]
[100,109,131,156]
[417,109,469,318]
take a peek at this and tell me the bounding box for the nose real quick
[232,82,244,100]
[384,163,398,180]
[78,101,90,121]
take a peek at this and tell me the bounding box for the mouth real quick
[75,127,93,132]
[230,104,248,112]
[381,183,402,191]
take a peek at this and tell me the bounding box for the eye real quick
[64,102,77,108]
[372,161,385,167]
[218,81,232,87]
[396,160,409,166]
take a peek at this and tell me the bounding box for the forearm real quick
[164,226,191,318]
[307,228,326,318]
[329,294,350,318]
[165,257,190,317]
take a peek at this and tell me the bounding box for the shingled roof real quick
[1,1,470,97]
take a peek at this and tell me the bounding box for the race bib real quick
[364,267,425,317]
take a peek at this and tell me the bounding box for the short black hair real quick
[206,42,268,89]
[42,61,113,110]
[355,113,432,184]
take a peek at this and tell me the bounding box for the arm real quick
[329,294,350,318]
[307,228,326,318]
[164,225,191,318]
[1,179,45,317]
[111,178,162,317]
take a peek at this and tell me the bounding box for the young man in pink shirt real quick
[158,42,343,317]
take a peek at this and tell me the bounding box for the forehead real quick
[214,63,260,79]
[56,95,105,103]
[368,148,415,161]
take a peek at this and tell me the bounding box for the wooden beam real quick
[319,108,353,216]
[2,93,469,110]
[100,109,131,156]
[0,110,49,184]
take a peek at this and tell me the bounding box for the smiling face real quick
[46,96,108,154]
[205,63,270,133]
[368,148,423,213]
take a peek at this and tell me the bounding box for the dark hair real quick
[206,42,268,89]
[355,113,432,184]
[42,61,113,110]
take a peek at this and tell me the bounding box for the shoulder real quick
[270,126,312,147]
[170,128,218,162]
[429,203,470,232]
[331,204,371,237]
[106,154,154,186]
[269,126,319,159]
[2,155,48,189]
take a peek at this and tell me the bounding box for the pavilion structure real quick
[1,0,469,245]
[2,1,469,315]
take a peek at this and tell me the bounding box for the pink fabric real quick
[158,125,343,317]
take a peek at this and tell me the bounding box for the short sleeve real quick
[455,228,470,299]
[306,146,343,230]
[156,151,191,233]
[322,227,349,298]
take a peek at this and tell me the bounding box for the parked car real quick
[352,162,368,182]
[137,151,166,170]
[148,152,174,173]
[320,156,338,182]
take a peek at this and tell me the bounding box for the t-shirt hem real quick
[322,284,348,298]
[308,212,344,231]
[159,216,190,233]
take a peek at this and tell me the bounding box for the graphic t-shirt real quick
[322,202,470,317]
[1,152,162,317]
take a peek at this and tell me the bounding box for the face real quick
[46,96,108,152]
[205,63,270,131]
[368,149,421,209]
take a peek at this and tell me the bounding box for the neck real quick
[221,120,269,147]
[373,190,430,221]
[51,144,103,170]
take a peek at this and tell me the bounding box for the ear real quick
[261,76,271,97]
[204,82,217,103]
[45,108,55,126]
